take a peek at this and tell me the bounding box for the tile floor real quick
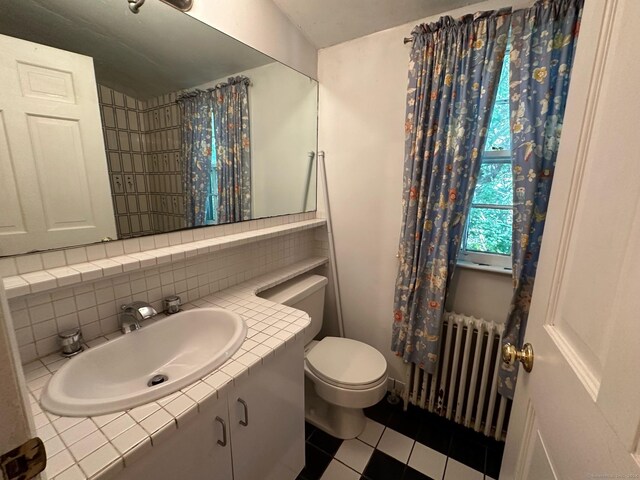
[297,394,504,480]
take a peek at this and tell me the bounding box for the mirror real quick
[0,0,317,256]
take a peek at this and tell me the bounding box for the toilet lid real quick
[306,337,387,387]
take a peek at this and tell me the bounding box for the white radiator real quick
[402,312,511,441]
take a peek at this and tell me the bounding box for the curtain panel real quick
[498,0,584,399]
[177,91,214,227]
[212,76,252,224]
[392,10,511,371]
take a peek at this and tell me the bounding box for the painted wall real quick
[187,0,318,80]
[317,0,526,381]
[0,284,32,454]
[200,62,318,220]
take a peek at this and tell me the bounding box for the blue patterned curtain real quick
[392,10,511,370]
[212,77,252,224]
[177,92,213,227]
[498,0,583,399]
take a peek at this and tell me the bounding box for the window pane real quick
[466,207,512,255]
[472,162,512,206]
[496,49,510,102]
[205,112,218,224]
[485,45,511,152]
[485,101,510,152]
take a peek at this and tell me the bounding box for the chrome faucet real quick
[120,301,158,334]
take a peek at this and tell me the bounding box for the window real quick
[204,113,218,224]
[459,46,512,270]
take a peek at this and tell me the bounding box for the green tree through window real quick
[462,46,512,262]
[205,113,218,224]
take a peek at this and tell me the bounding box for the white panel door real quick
[0,34,116,256]
[501,1,640,478]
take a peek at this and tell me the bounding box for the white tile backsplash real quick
[10,219,324,364]
[16,254,44,274]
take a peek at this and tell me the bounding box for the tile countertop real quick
[25,257,328,480]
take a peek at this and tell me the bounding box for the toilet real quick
[260,274,388,439]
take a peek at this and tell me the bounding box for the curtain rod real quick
[404,6,512,43]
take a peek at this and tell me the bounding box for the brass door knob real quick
[502,343,534,372]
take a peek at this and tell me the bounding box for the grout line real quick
[442,455,449,480]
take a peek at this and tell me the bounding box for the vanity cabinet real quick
[229,338,305,480]
[115,336,304,480]
[116,397,233,480]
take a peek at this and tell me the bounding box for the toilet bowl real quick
[259,274,388,439]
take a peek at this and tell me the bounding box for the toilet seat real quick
[305,337,387,391]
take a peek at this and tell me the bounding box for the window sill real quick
[456,259,512,276]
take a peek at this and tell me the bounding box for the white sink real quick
[41,308,247,417]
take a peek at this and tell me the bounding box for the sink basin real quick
[41,308,247,417]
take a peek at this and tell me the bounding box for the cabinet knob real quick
[215,416,227,446]
[238,398,249,427]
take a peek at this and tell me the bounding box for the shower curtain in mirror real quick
[392,10,511,371]
[177,91,213,227]
[498,0,584,399]
[212,76,252,224]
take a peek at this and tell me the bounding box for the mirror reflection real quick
[0,0,317,256]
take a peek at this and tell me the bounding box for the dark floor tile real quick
[364,393,402,426]
[299,443,332,480]
[451,422,493,447]
[486,439,505,479]
[415,411,454,455]
[387,404,424,440]
[305,422,317,440]
[448,430,487,474]
[402,465,435,480]
[362,450,406,480]
[308,428,343,456]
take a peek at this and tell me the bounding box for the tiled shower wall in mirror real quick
[98,85,185,238]
[144,92,186,234]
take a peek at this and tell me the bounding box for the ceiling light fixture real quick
[159,0,194,12]
[128,0,193,14]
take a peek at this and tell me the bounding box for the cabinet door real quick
[229,337,305,480]
[115,397,233,480]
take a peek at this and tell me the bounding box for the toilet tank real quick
[259,274,328,345]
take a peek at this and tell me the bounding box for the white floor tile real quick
[357,418,385,447]
[444,459,484,480]
[377,428,415,463]
[320,460,360,480]
[409,442,447,480]
[334,439,374,473]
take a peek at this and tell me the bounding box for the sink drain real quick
[148,374,168,387]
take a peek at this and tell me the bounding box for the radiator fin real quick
[402,312,512,441]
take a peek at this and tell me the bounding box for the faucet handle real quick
[59,328,83,357]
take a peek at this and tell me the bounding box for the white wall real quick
[0,284,32,454]
[242,63,318,218]
[446,267,512,321]
[317,0,527,381]
[199,62,318,219]
[187,0,318,79]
